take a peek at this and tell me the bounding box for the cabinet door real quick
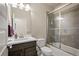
[8,41,37,56]
[24,47,37,56]
[9,49,24,56]
[25,51,37,56]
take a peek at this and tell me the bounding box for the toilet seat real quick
[41,46,52,56]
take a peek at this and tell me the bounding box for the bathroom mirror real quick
[9,4,31,37]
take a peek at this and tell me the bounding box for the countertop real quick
[7,37,37,46]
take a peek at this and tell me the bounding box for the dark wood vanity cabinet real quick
[8,41,37,56]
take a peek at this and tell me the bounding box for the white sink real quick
[14,37,29,41]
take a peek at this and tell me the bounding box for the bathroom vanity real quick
[7,37,37,56]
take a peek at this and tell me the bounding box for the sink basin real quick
[14,37,29,41]
[8,39,12,42]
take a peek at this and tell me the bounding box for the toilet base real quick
[41,46,53,56]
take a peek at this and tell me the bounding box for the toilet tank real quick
[37,38,46,47]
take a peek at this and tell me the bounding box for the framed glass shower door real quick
[47,12,61,48]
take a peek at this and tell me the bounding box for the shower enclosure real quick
[47,12,61,48]
[47,3,79,56]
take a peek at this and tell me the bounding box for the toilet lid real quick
[41,47,52,52]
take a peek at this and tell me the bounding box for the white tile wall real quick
[0,4,8,56]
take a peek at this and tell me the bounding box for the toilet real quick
[36,39,53,56]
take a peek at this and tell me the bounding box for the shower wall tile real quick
[60,4,79,50]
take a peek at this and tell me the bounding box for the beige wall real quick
[0,4,8,56]
[11,4,55,39]
[31,4,53,39]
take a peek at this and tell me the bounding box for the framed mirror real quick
[8,3,31,37]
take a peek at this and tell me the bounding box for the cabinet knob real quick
[9,45,12,48]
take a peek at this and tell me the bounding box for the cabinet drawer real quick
[19,41,36,49]
[8,41,36,51]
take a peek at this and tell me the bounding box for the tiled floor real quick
[37,45,73,56]
[48,45,72,56]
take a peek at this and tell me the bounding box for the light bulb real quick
[25,4,31,11]
[12,3,17,8]
[19,3,24,9]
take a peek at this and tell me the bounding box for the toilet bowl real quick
[41,46,53,56]
[37,39,52,56]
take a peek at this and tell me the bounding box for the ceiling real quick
[29,3,65,10]
[43,3,65,9]
[12,3,65,12]
[13,3,65,9]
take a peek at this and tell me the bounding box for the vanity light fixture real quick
[12,3,31,11]
[12,3,17,8]
[25,4,31,11]
[19,3,24,9]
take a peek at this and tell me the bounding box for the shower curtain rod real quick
[48,3,71,14]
